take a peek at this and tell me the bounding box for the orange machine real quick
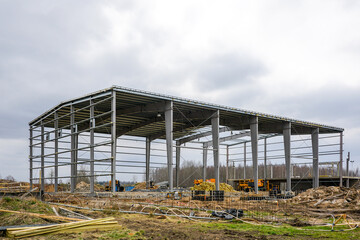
[194,178,216,185]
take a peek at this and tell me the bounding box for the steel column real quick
[243,142,246,179]
[211,110,220,191]
[111,91,117,193]
[283,122,291,192]
[70,105,75,193]
[312,128,319,188]
[203,143,207,181]
[233,162,235,179]
[40,123,45,193]
[346,152,350,187]
[146,137,151,189]
[54,112,59,192]
[165,101,173,190]
[175,141,180,188]
[90,99,95,194]
[29,127,33,190]
[250,116,258,193]
[339,132,343,187]
[264,138,267,179]
[226,145,229,182]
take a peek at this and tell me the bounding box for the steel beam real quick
[54,112,59,192]
[146,137,151,189]
[250,116,258,194]
[177,126,231,145]
[204,131,250,147]
[211,110,220,191]
[339,132,343,187]
[90,99,95,194]
[283,122,291,192]
[312,128,319,188]
[111,91,117,193]
[165,101,174,190]
[175,141,180,188]
[203,143,207,181]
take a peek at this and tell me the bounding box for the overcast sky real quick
[0,1,359,181]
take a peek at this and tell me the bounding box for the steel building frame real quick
[29,86,344,194]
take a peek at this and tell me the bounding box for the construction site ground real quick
[1,185,360,239]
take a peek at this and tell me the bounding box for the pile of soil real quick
[288,186,360,208]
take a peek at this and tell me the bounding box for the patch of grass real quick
[0,197,53,214]
[194,221,360,239]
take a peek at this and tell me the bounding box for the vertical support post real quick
[264,138,267,179]
[54,112,59,192]
[70,104,75,193]
[40,123,45,193]
[339,132,343,187]
[226,145,229,182]
[250,116,258,194]
[346,152,350,187]
[203,143,207,181]
[74,133,78,185]
[90,98,95,194]
[233,162,235,179]
[29,127,33,190]
[111,91,117,193]
[211,110,220,191]
[146,137,151,189]
[165,101,173,191]
[243,142,246,179]
[312,128,319,188]
[270,165,273,178]
[283,122,291,192]
[175,141,180,188]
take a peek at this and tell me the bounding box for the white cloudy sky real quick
[0,0,359,181]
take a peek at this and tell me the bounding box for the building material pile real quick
[289,186,360,208]
[0,180,30,193]
[191,182,235,192]
[6,217,119,238]
[133,182,158,190]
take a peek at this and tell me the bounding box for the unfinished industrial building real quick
[29,86,354,194]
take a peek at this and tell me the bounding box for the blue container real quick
[125,186,135,191]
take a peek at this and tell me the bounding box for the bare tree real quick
[5,175,15,182]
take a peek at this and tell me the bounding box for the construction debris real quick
[288,186,360,208]
[190,182,235,192]
[6,217,119,238]
[0,179,30,193]
[134,182,158,190]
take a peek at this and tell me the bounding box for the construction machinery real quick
[237,179,279,193]
[105,180,124,192]
[194,178,215,185]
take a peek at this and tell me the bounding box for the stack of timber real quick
[6,217,119,238]
[0,180,30,193]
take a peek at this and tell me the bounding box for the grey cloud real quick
[195,53,267,91]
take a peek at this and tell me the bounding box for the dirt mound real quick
[190,182,235,192]
[289,186,360,208]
